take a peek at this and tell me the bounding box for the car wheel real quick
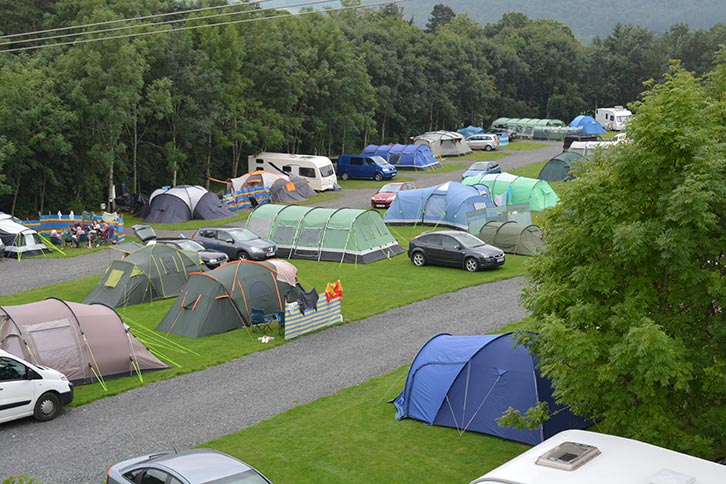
[34,392,61,421]
[237,251,249,260]
[341,172,350,180]
[374,173,383,182]
[411,251,426,267]
[484,145,493,152]
[464,257,479,272]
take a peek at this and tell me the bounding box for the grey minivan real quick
[192,227,276,261]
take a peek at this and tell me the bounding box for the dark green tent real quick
[156,259,301,338]
[478,221,544,256]
[84,244,202,308]
[538,151,583,182]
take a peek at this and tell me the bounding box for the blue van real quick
[336,154,397,181]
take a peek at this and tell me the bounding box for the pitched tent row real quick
[393,333,592,445]
[157,259,301,338]
[362,144,441,171]
[84,244,203,308]
[462,173,559,211]
[0,298,167,384]
[247,204,404,264]
[384,181,494,231]
[0,212,48,259]
[139,185,233,224]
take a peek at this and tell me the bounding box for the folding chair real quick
[250,308,276,334]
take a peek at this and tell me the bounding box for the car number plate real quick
[375,204,386,208]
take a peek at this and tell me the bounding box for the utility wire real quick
[0,0,337,47]
[0,0,403,53]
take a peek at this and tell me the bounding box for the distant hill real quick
[264,0,726,43]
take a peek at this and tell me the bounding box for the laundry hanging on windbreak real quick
[325,280,343,303]
[297,288,319,315]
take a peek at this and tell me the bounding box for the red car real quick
[370,182,416,208]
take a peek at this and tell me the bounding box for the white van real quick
[0,349,74,424]
[469,429,726,484]
[595,106,632,131]
[247,152,337,191]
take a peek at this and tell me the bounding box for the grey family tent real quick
[384,181,495,231]
[84,244,203,308]
[462,173,559,211]
[0,298,167,384]
[478,221,544,256]
[247,204,404,263]
[538,151,584,182]
[569,115,607,135]
[156,259,302,338]
[362,144,441,171]
[413,130,472,157]
[393,333,591,445]
[140,185,233,224]
[0,212,48,258]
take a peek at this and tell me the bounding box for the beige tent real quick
[413,130,472,158]
[0,298,167,384]
[478,221,544,256]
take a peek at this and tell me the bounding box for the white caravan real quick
[469,429,726,484]
[247,152,337,191]
[567,140,618,157]
[595,106,632,131]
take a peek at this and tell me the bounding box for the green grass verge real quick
[502,141,551,151]
[204,365,531,484]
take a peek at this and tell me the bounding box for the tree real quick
[425,4,455,34]
[520,63,726,456]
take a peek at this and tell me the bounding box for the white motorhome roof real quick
[470,430,726,484]
[252,152,333,166]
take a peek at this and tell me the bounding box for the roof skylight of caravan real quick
[535,441,601,471]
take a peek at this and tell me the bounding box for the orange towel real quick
[325,280,343,302]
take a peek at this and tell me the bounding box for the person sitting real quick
[70,224,82,248]
[50,229,63,246]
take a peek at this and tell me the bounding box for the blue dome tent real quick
[383,181,494,230]
[569,115,607,135]
[457,125,485,138]
[393,333,592,445]
[362,144,441,171]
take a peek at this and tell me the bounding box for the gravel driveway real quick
[0,142,557,482]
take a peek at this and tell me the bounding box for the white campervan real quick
[567,140,617,157]
[469,429,726,484]
[247,152,337,191]
[595,106,632,131]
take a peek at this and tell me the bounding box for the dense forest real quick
[0,0,724,217]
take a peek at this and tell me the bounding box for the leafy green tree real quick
[425,4,455,34]
[520,63,726,456]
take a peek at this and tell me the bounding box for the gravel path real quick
[0,277,527,483]
[0,142,557,482]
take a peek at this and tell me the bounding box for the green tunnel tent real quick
[247,204,404,263]
[156,259,302,338]
[538,151,584,182]
[462,173,559,211]
[478,221,544,256]
[84,244,203,308]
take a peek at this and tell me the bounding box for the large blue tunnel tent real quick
[362,144,441,171]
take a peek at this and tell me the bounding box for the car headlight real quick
[249,247,264,253]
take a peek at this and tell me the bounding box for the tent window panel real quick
[324,229,349,249]
[27,325,81,374]
[105,269,125,288]
[298,227,322,246]
[275,225,296,244]
[248,218,272,238]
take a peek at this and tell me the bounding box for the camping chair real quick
[250,308,279,334]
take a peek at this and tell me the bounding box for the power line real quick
[0,0,403,53]
[0,0,337,47]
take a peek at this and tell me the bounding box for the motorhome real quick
[469,429,726,484]
[595,106,632,131]
[247,152,337,191]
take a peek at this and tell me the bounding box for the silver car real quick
[465,133,500,151]
[192,227,276,261]
[106,448,272,484]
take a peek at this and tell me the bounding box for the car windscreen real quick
[380,184,401,193]
[171,240,204,251]
[469,162,491,170]
[456,232,487,248]
[371,156,389,166]
[203,469,270,484]
[229,229,258,242]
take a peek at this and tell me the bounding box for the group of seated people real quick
[51,221,115,248]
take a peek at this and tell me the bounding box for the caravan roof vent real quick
[535,441,601,471]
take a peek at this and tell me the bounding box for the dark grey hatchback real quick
[408,230,505,272]
[192,226,276,261]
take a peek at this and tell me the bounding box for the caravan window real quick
[319,164,334,177]
[299,167,316,178]
[282,165,292,174]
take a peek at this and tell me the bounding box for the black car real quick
[192,226,276,261]
[408,230,505,272]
